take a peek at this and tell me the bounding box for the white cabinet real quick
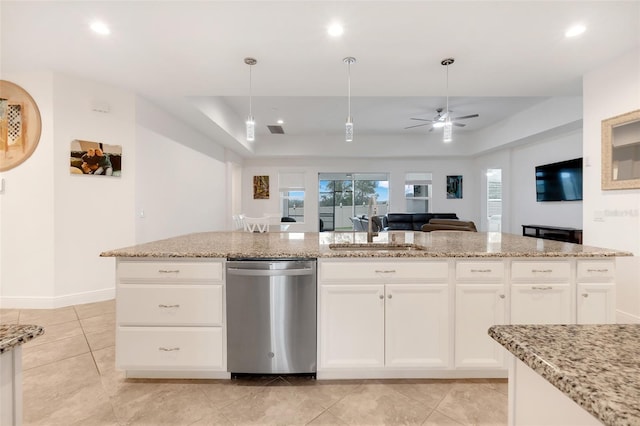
[318,260,450,377]
[455,261,506,369]
[510,260,573,325]
[576,260,615,324]
[116,258,227,379]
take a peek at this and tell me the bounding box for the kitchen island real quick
[1,324,45,425]
[101,231,631,380]
[489,324,640,426]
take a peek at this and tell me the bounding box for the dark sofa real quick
[385,213,459,231]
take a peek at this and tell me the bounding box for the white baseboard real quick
[616,309,640,324]
[0,287,115,309]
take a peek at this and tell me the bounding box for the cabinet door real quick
[511,284,572,324]
[577,284,615,324]
[385,284,450,368]
[455,284,506,368]
[319,285,384,369]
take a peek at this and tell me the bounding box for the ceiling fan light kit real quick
[244,57,257,142]
[344,56,356,142]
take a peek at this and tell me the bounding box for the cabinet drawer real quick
[511,261,570,281]
[320,261,448,282]
[117,285,223,326]
[577,261,615,281]
[117,326,224,370]
[456,261,504,280]
[118,260,223,282]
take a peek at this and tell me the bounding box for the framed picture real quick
[70,139,122,177]
[446,175,463,199]
[253,175,270,199]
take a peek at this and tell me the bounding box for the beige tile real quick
[22,333,90,370]
[328,382,433,425]
[482,379,509,396]
[375,379,456,410]
[278,377,364,410]
[0,308,20,324]
[187,411,234,426]
[74,299,115,320]
[80,311,115,334]
[85,328,115,351]
[307,410,348,425]
[67,403,120,426]
[22,319,83,347]
[199,378,270,409]
[19,306,78,327]
[423,410,466,426]
[219,386,327,425]
[435,382,508,426]
[111,383,215,426]
[22,353,109,425]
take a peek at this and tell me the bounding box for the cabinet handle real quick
[499,294,505,299]
[471,269,492,273]
[158,269,180,274]
[375,269,396,274]
[387,294,393,299]
[531,269,552,273]
[379,294,384,299]
[586,268,609,273]
[158,304,180,308]
[531,286,553,290]
[158,347,180,352]
[582,293,589,298]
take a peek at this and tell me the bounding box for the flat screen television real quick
[535,158,583,202]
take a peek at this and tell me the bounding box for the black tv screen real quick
[535,158,583,202]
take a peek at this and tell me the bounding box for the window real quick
[405,172,432,213]
[279,172,305,223]
[487,169,502,231]
[318,173,389,231]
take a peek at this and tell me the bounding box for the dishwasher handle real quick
[227,267,315,277]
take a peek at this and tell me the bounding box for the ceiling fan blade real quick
[451,114,479,120]
[410,118,435,122]
[404,123,430,129]
[454,122,466,127]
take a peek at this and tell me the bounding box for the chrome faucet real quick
[367,195,378,243]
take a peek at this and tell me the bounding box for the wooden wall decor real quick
[0,80,42,171]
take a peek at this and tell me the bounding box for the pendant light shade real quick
[244,57,257,142]
[441,57,454,143]
[344,57,356,142]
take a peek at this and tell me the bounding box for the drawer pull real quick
[470,269,493,273]
[158,304,180,308]
[379,294,384,300]
[582,293,589,298]
[531,269,553,273]
[499,294,505,299]
[532,286,553,290]
[158,347,180,352]
[158,269,180,274]
[387,294,393,299]
[375,269,396,274]
[586,268,609,273]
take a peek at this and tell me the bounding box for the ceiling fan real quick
[404,107,479,131]
[404,58,479,140]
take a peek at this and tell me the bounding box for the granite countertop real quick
[489,324,640,426]
[100,231,631,259]
[0,324,45,354]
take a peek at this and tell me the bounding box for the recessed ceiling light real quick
[90,21,111,36]
[327,22,344,37]
[277,119,284,125]
[565,24,586,38]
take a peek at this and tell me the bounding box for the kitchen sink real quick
[328,243,424,251]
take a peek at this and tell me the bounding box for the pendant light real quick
[244,57,257,142]
[441,58,454,143]
[343,57,356,142]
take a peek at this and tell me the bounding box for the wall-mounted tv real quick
[535,158,583,202]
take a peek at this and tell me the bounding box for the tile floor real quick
[1,300,508,425]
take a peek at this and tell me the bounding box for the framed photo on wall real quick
[70,139,122,177]
[446,175,463,199]
[253,175,270,199]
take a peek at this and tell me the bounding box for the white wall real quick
[135,98,227,243]
[242,157,477,232]
[583,47,640,323]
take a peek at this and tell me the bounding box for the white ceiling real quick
[2,1,639,158]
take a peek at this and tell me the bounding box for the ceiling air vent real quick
[267,125,285,134]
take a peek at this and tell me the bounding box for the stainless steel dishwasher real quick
[226,259,317,375]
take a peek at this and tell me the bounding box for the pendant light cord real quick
[249,64,253,117]
[347,60,351,117]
